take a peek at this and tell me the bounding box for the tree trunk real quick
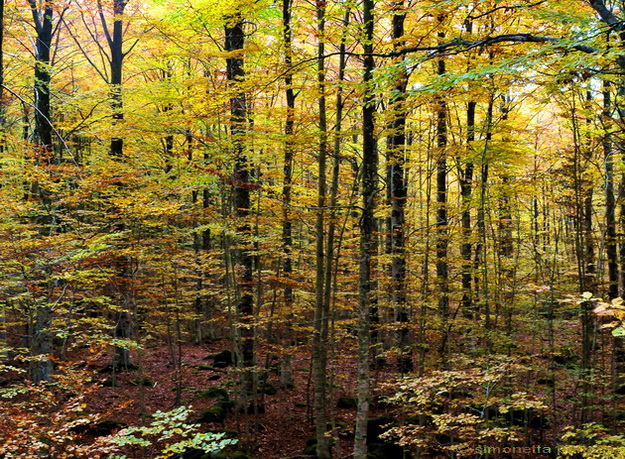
[460,99,475,318]
[224,14,255,404]
[28,0,55,381]
[386,1,411,374]
[279,0,295,390]
[109,0,125,157]
[354,0,376,455]
[312,3,331,457]
[30,0,53,157]
[460,19,476,319]
[475,96,494,342]
[97,0,135,371]
[570,95,595,424]
[0,0,4,357]
[604,84,618,299]
[435,31,450,366]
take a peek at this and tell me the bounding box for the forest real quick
[3,0,625,457]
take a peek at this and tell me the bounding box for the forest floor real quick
[82,339,391,458]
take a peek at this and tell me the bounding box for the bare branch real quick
[63,17,110,82]
[393,33,598,57]
[97,0,113,48]
[467,0,548,21]
[1,83,82,172]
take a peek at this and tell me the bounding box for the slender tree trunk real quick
[460,20,475,320]
[322,12,350,448]
[435,29,450,366]
[570,96,595,424]
[475,95,493,346]
[354,0,376,455]
[0,0,4,355]
[497,97,516,352]
[386,1,411,374]
[225,13,255,404]
[603,80,625,420]
[162,67,175,176]
[460,98,475,318]
[98,0,135,371]
[109,0,125,157]
[0,0,3,141]
[32,281,53,383]
[604,84,618,299]
[28,0,55,382]
[620,172,625,296]
[312,3,331,457]
[280,0,295,390]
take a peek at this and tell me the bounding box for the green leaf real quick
[612,326,625,337]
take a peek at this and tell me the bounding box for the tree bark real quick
[460,98,475,318]
[460,19,476,321]
[603,85,618,300]
[225,14,255,403]
[108,0,125,157]
[29,0,54,157]
[312,2,331,456]
[386,1,411,374]
[435,30,449,366]
[354,0,376,455]
[95,0,135,371]
[28,0,56,382]
[279,0,295,390]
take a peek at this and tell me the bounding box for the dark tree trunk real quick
[279,0,295,391]
[109,0,125,157]
[312,3,331,457]
[29,0,54,156]
[604,85,618,299]
[354,0,376,455]
[460,19,476,319]
[28,0,56,382]
[96,0,135,371]
[460,99,475,318]
[475,97,494,340]
[435,32,449,366]
[225,15,255,401]
[386,1,411,374]
[569,95,595,424]
[0,0,3,114]
[31,279,54,383]
[0,0,3,355]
